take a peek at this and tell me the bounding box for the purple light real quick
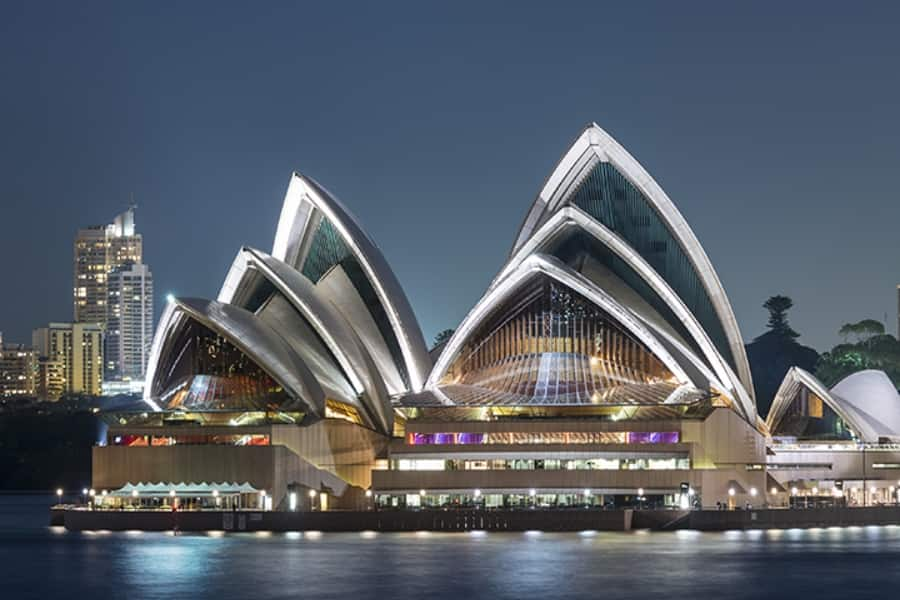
[626,431,679,444]
[457,433,485,445]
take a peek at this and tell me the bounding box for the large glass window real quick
[156,319,290,412]
[770,386,854,441]
[569,162,736,371]
[439,274,692,405]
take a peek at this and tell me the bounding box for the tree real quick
[838,319,885,343]
[816,319,900,387]
[763,295,799,339]
[433,329,455,347]
[746,295,818,418]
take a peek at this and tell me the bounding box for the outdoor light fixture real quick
[89,489,96,497]
[750,487,757,497]
[169,490,175,497]
[474,489,481,498]
[584,489,591,496]
[166,293,175,304]
[365,489,372,498]
[212,489,219,497]
[289,492,297,511]
[56,488,63,498]
[82,488,88,496]
[812,487,818,495]
[529,489,536,497]
[309,489,318,498]
[771,487,777,495]
[638,488,644,497]
[728,488,735,497]
[419,489,426,497]
[131,489,138,498]
[791,487,798,495]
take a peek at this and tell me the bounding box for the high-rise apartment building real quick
[106,263,153,381]
[32,322,103,397]
[73,207,153,389]
[74,207,142,326]
[0,333,37,397]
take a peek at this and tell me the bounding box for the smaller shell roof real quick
[830,370,900,441]
[768,367,900,443]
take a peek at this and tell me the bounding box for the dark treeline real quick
[0,411,100,491]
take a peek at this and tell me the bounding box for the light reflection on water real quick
[5,496,900,599]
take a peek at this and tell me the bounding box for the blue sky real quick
[2,1,899,351]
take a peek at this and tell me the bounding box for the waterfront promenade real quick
[53,506,900,533]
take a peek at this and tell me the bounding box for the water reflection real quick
[6,497,900,599]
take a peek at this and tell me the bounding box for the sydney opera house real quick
[92,124,900,511]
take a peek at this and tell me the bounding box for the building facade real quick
[0,333,37,397]
[74,207,153,390]
[766,367,900,506]
[32,322,103,397]
[105,262,153,382]
[74,207,143,326]
[94,124,774,511]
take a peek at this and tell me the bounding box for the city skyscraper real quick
[73,207,142,326]
[72,206,153,390]
[32,322,103,397]
[105,262,153,382]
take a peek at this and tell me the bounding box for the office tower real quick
[32,322,103,397]
[73,207,142,326]
[73,206,153,389]
[106,263,153,381]
[0,332,37,397]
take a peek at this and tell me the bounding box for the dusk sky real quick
[2,1,899,352]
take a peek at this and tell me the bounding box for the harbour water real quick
[4,495,900,599]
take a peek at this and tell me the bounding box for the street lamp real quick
[56,488,63,503]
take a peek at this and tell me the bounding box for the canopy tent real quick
[109,481,258,497]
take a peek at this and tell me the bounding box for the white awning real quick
[109,481,258,497]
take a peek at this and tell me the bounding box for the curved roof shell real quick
[272,173,431,394]
[143,297,326,418]
[767,367,900,442]
[511,124,754,407]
